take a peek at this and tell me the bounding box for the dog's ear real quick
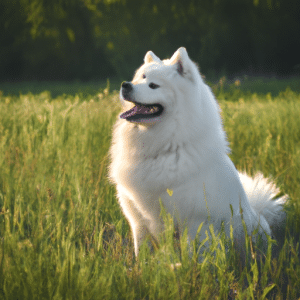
[169,47,193,79]
[144,51,161,64]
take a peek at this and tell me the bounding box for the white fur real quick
[109,47,287,256]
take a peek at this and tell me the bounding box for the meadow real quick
[0,79,300,299]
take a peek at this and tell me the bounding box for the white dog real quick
[109,47,287,257]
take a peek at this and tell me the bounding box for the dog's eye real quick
[142,74,146,79]
[149,83,160,89]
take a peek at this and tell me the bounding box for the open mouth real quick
[120,101,164,122]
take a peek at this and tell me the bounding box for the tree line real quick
[1,0,299,82]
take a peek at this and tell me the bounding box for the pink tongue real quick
[120,105,151,119]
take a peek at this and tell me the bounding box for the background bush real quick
[1,0,300,81]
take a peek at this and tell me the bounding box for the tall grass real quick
[0,86,299,299]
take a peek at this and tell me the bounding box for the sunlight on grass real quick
[0,85,299,299]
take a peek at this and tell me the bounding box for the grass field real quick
[0,79,300,299]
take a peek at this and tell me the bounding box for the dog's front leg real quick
[117,192,150,257]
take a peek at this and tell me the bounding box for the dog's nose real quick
[121,81,133,92]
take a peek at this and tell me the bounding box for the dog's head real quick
[119,47,197,126]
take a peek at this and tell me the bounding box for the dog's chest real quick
[115,152,173,193]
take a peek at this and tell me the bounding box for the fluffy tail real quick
[239,172,288,231]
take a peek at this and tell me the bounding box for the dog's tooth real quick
[149,106,158,113]
[151,107,157,113]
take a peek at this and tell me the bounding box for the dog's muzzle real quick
[121,81,133,100]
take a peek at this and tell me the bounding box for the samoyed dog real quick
[109,47,287,257]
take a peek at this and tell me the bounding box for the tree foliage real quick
[1,0,299,81]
